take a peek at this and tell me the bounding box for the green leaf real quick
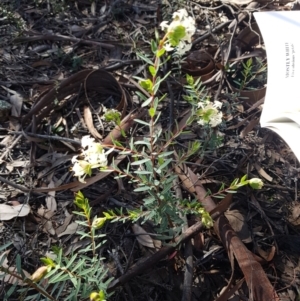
[230,178,239,187]
[157,158,173,171]
[139,79,153,93]
[156,48,166,58]
[65,254,78,269]
[137,52,154,65]
[134,139,151,146]
[153,71,171,93]
[133,170,153,175]
[131,158,151,165]
[70,259,85,273]
[240,174,248,183]
[0,242,12,252]
[168,25,185,46]
[149,65,156,77]
[134,118,150,126]
[69,276,78,287]
[119,150,132,155]
[135,91,148,102]
[149,107,155,117]
[151,39,157,53]
[134,185,152,192]
[48,270,65,283]
[158,151,174,158]
[141,97,153,108]
[186,74,194,85]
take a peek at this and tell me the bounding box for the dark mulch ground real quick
[0,0,300,300]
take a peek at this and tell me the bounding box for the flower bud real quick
[90,292,100,301]
[92,217,106,229]
[31,266,48,282]
[248,178,264,190]
[90,290,106,301]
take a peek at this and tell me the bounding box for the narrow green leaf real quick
[134,186,152,192]
[71,259,85,273]
[134,139,151,146]
[65,254,77,269]
[241,174,248,183]
[158,151,174,158]
[135,91,148,102]
[119,150,132,155]
[137,52,154,65]
[133,170,153,175]
[154,110,162,125]
[134,118,149,126]
[0,242,12,252]
[131,158,151,165]
[141,97,153,108]
[158,158,173,171]
[69,275,78,287]
[151,40,157,53]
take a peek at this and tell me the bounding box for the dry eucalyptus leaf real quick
[225,210,252,243]
[1,85,23,117]
[254,163,273,182]
[13,233,25,251]
[6,160,30,170]
[0,204,30,220]
[45,181,57,212]
[132,224,155,248]
[57,221,78,237]
[55,214,73,236]
[37,206,55,235]
[91,1,96,16]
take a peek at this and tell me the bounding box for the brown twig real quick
[182,239,193,301]
[14,33,115,49]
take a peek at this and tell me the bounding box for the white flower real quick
[72,159,90,183]
[164,43,174,52]
[213,100,222,109]
[81,135,95,149]
[176,41,192,55]
[72,136,111,182]
[160,21,169,31]
[83,143,107,166]
[173,8,188,21]
[197,100,223,127]
[160,8,196,56]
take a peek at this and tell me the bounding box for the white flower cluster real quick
[72,136,110,183]
[197,100,223,127]
[160,9,196,55]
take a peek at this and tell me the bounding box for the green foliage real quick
[103,109,121,125]
[168,25,186,46]
[0,193,112,301]
[230,57,267,90]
